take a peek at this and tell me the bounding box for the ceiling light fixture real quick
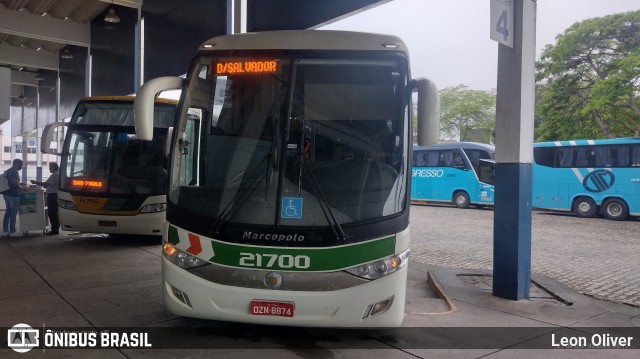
[104,3,120,23]
[61,47,73,60]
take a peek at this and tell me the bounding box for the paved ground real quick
[409,203,640,307]
[1,220,639,357]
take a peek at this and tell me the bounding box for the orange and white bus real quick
[41,96,177,235]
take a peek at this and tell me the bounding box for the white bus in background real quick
[134,30,439,327]
[41,96,177,235]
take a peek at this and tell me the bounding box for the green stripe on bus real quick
[168,225,396,271]
[168,225,179,245]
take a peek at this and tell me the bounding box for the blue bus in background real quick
[532,138,640,220]
[411,142,496,208]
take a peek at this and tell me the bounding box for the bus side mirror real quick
[413,78,440,146]
[135,76,184,141]
[41,122,68,155]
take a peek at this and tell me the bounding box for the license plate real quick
[250,300,294,317]
[98,221,117,227]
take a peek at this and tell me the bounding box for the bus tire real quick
[573,197,597,218]
[601,198,629,221]
[453,191,470,209]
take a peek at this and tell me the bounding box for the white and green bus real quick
[134,30,439,327]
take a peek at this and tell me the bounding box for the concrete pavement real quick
[0,231,638,358]
[409,204,640,307]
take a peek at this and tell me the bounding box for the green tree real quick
[439,85,495,142]
[536,11,640,140]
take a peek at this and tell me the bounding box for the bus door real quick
[449,149,480,202]
[477,159,495,203]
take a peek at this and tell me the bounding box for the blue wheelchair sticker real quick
[115,133,129,142]
[281,197,303,219]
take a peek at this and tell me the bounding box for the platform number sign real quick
[490,0,514,48]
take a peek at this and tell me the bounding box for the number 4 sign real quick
[490,0,514,48]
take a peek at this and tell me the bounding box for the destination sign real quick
[215,60,278,75]
[71,179,103,188]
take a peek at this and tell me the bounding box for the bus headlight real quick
[345,249,410,280]
[58,199,77,211]
[140,203,167,213]
[163,243,208,269]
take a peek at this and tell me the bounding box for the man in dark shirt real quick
[3,159,27,237]
[31,162,60,235]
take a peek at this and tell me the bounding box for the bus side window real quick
[533,147,554,167]
[413,151,427,167]
[452,151,467,170]
[426,152,438,167]
[439,150,453,167]
[478,161,495,185]
[632,145,640,167]
[595,147,613,167]
[613,145,630,167]
[557,148,574,167]
[463,149,481,168]
[576,148,588,167]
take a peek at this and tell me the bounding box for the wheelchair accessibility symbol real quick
[281,197,303,219]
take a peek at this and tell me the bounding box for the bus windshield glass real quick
[60,101,175,195]
[173,56,409,229]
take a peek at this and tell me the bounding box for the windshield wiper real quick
[123,157,138,194]
[210,154,270,235]
[301,156,348,241]
[81,153,108,192]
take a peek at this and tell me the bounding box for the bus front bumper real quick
[161,257,408,328]
[59,208,165,235]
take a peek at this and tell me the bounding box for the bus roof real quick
[198,30,408,54]
[79,96,178,105]
[413,142,495,152]
[534,137,640,148]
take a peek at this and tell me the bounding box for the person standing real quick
[3,159,27,237]
[31,162,60,235]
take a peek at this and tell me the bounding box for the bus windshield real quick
[60,101,174,196]
[173,56,409,229]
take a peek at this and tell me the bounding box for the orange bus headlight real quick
[345,249,410,280]
[163,243,209,269]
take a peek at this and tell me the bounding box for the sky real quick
[321,0,639,91]
[5,0,638,136]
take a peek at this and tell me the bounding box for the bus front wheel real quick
[453,191,470,209]
[573,197,597,218]
[601,198,628,221]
